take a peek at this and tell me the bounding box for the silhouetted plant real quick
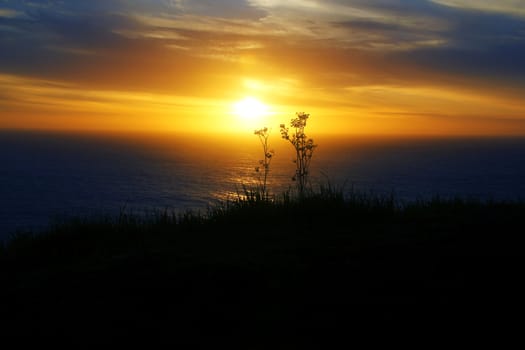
[280,112,317,196]
[254,127,274,200]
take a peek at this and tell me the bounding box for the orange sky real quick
[1,0,525,136]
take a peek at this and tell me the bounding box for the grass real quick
[1,188,524,346]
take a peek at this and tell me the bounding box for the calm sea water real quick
[1,131,525,239]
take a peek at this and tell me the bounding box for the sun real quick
[233,97,269,121]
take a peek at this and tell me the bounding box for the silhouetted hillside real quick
[1,192,523,346]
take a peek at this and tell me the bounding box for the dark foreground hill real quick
[1,192,523,346]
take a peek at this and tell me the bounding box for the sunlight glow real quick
[229,96,276,132]
[233,97,269,120]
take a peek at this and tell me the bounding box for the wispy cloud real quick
[1,0,525,134]
[0,8,24,18]
[431,0,525,17]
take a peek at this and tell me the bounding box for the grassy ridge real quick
[1,189,524,345]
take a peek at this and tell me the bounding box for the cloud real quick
[175,0,266,19]
[0,8,25,18]
[431,0,525,17]
[0,72,231,132]
[1,0,525,131]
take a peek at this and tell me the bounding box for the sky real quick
[1,0,525,136]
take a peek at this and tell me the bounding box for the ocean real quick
[1,130,525,239]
